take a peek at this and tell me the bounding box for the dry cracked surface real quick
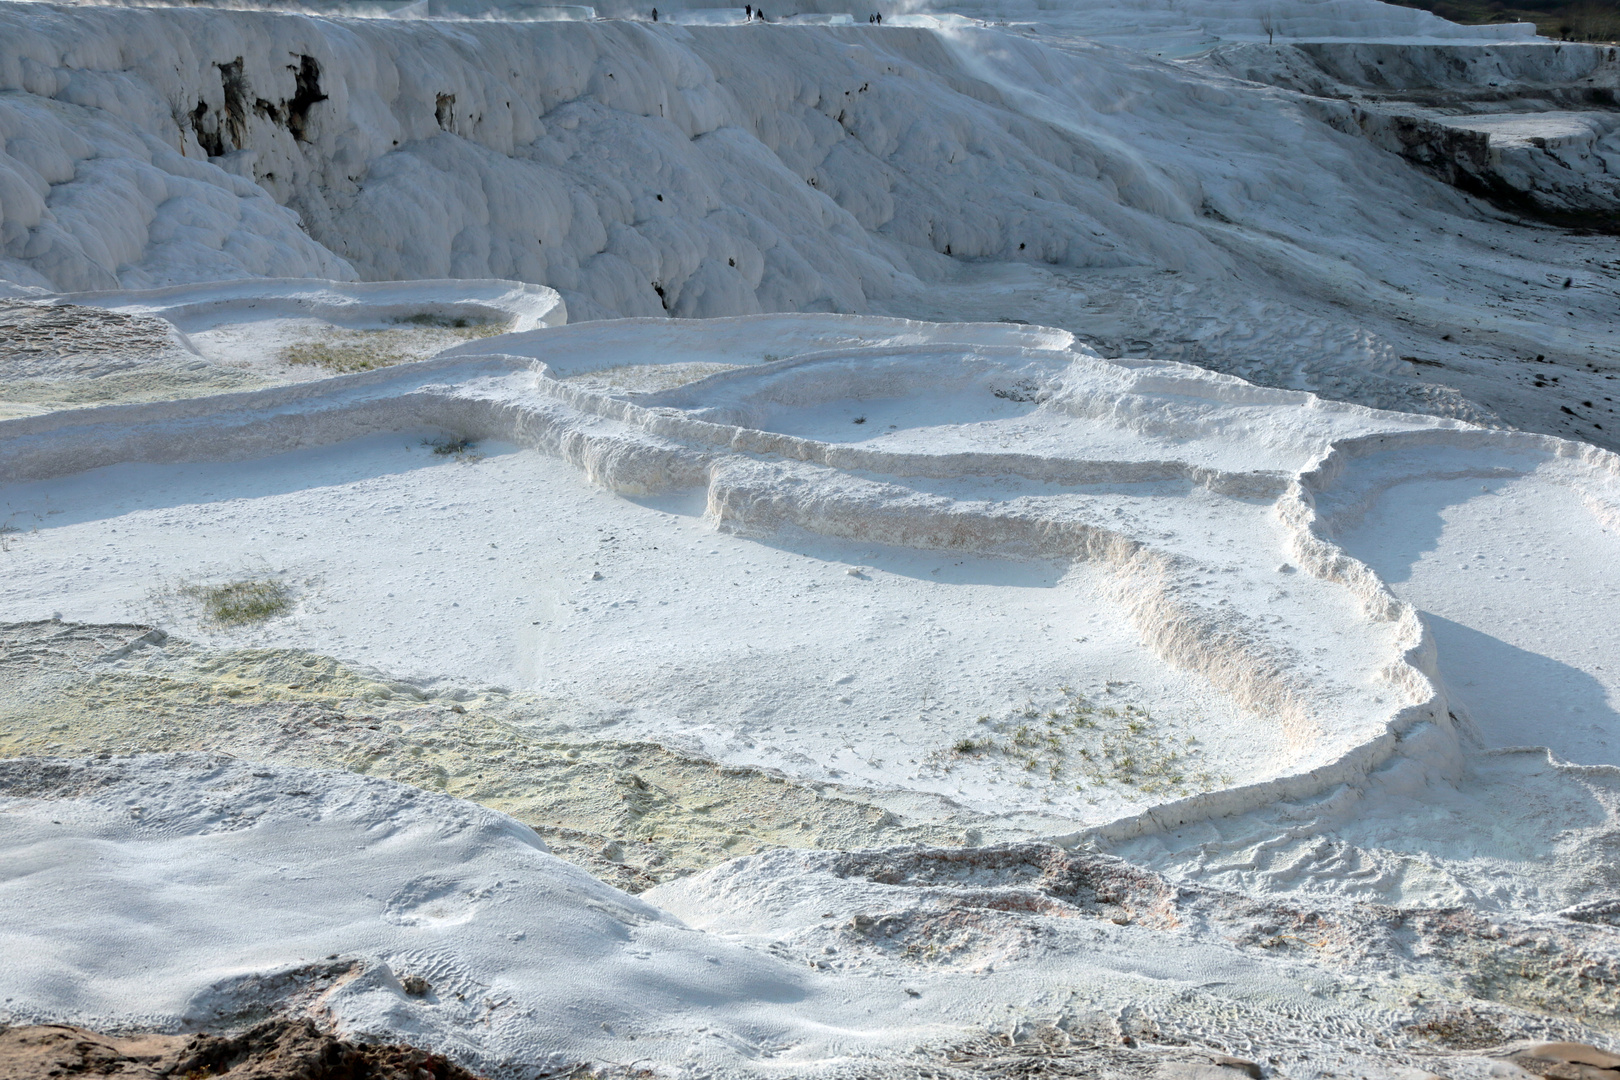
[768,843,1620,1033]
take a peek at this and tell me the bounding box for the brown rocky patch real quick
[0,1020,484,1080]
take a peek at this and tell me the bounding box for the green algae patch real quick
[0,621,970,893]
[180,578,293,627]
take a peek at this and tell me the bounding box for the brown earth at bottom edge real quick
[0,1019,488,1080]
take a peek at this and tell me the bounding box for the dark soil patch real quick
[0,1019,486,1080]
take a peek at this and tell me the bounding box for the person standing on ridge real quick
[745,4,751,17]
[651,6,658,18]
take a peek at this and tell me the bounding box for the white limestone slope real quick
[1199,40,1620,228]
[604,0,1538,52]
[0,3,1571,320]
[3,311,1616,854]
[5,752,1619,1080]
[5,0,1614,455]
[2,0,1618,1067]
[4,305,1620,1074]
[5,5,1249,305]
[0,753,830,1075]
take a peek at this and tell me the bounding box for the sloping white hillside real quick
[1,1,1618,1071]
[3,1,1611,451]
[0,5,1547,316]
[4,752,1617,1079]
[4,311,1617,856]
[0,753,820,1075]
